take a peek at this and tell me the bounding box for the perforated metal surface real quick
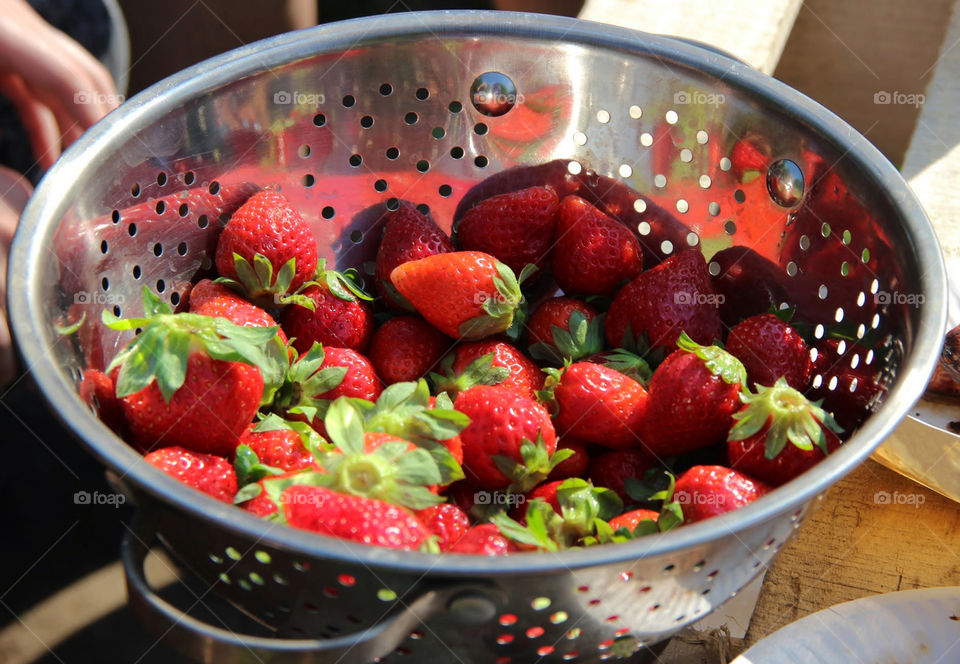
[8,11,947,664]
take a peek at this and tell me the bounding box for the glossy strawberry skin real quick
[215,189,318,292]
[238,424,315,472]
[313,347,383,403]
[390,251,517,339]
[375,204,453,309]
[548,439,590,481]
[447,524,514,555]
[280,284,374,355]
[79,369,129,438]
[552,362,648,449]
[526,297,600,353]
[727,422,840,487]
[609,508,659,532]
[526,480,564,513]
[368,316,451,385]
[451,340,544,401]
[145,446,238,503]
[640,351,741,457]
[454,385,557,490]
[605,249,722,353]
[283,485,429,550]
[708,246,789,328]
[416,503,471,551]
[552,195,643,296]
[806,340,884,431]
[674,465,771,523]
[726,314,810,390]
[120,353,262,457]
[456,186,559,273]
[189,279,288,344]
[588,449,653,503]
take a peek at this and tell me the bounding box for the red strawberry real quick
[609,508,660,532]
[551,195,643,296]
[447,524,514,555]
[145,446,238,503]
[455,186,559,273]
[416,503,471,551]
[526,296,603,364]
[548,439,590,481]
[548,362,648,449]
[806,339,885,431]
[187,279,234,309]
[708,247,789,328]
[280,275,374,355]
[674,465,771,523]
[79,369,129,437]
[433,340,543,401]
[524,480,564,514]
[391,251,528,339]
[727,378,843,486]
[282,485,430,550]
[215,189,318,301]
[588,449,653,502]
[726,314,811,390]
[605,249,722,354]
[312,347,382,402]
[368,316,450,385]
[375,203,453,309]
[639,335,745,457]
[455,385,558,491]
[237,423,316,472]
[189,279,288,344]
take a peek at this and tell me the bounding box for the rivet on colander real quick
[447,590,498,624]
[470,72,518,117]
[766,158,805,208]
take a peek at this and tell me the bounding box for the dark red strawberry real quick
[551,195,643,296]
[432,340,543,401]
[145,446,238,503]
[375,203,454,309]
[708,246,789,328]
[727,378,843,486]
[416,503,471,551]
[447,524,514,555]
[548,439,590,481]
[806,339,885,431]
[524,480,564,514]
[726,314,811,390]
[189,279,288,344]
[368,316,451,385]
[215,189,318,302]
[282,485,430,550]
[609,508,660,532]
[526,296,603,364]
[454,385,559,491]
[391,251,530,339]
[639,334,745,457]
[588,449,653,502]
[606,248,721,354]
[674,465,771,523]
[455,186,559,273]
[237,422,316,472]
[79,369,129,438]
[280,266,374,355]
[547,362,648,449]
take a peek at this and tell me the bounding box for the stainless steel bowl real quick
[7,11,947,664]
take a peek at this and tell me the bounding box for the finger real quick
[0,73,62,169]
[0,164,31,247]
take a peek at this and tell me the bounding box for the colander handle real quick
[122,519,454,663]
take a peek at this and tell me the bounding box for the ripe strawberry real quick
[609,508,660,532]
[455,186,559,273]
[187,279,234,309]
[428,396,464,466]
[145,446,238,503]
[432,340,542,400]
[726,313,811,390]
[368,316,450,385]
[79,369,129,438]
[214,189,318,302]
[551,195,643,296]
[588,449,653,502]
[375,203,453,309]
[416,503,471,551]
[282,485,430,550]
[674,465,771,523]
[708,246,789,328]
[391,251,530,339]
[524,480,564,514]
[605,249,722,354]
[546,362,648,449]
[548,439,590,481]
[237,422,316,472]
[454,385,559,491]
[312,347,382,402]
[727,378,843,486]
[806,339,885,431]
[447,524,514,555]
[639,334,745,457]
[280,263,374,355]
[586,348,653,386]
[189,279,288,344]
[526,297,603,364]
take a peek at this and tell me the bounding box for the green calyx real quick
[588,472,684,545]
[596,348,653,387]
[492,436,574,495]
[218,252,317,310]
[528,310,606,365]
[458,261,536,339]
[253,412,333,461]
[676,331,747,387]
[268,342,347,422]
[103,287,287,404]
[728,377,844,458]
[313,258,374,304]
[428,352,511,400]
[535,365,566,412]
[234,444,285,489]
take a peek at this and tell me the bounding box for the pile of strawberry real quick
[81,171,884,555]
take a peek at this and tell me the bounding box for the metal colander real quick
[8,11,947,664]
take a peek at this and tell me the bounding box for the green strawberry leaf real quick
[54,312,86,336]
[233,482,264,505]
[676,331,747,387]
[429,352,510,398]
[143,287,174,317]
[597,348,653,387]
[234,444,285,486]
[324,398,366,455]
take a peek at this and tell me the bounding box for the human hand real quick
[0,165,31,387]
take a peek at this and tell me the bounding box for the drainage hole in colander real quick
[862,248,871,263]
[814,324,825,339]
[734,189,746,204]
[496,634,514,645]
[550,611,568,624]
[377,588,397,602]
[415,87,429,101]
[132,265,141,279]
[663,563,676,573]
[208,552,223,564]
[700,175,712,189]
[208,181,220,195]
[225,546,241,561]
[723,220,736,235]
[313,113,326,127]
[799,234,811,250]
[707,261,720,276]
[708,201,720,215]
[563,652,578,661]
[499,613,518,626]
[100,241,108,255]
[178,203,189,217]
[573,131,587,146]
[526,626,544,639]
[720,157,732,171]
[302,174,315,187]
[680,148,693,163]
[654,174,666,188]
[248,572,264,586]
[567,161,582,175]
[598,639,614,651]
[835,307,845,323]
[438,184,452,198]
[474,122,488,135]
[605,614,619,623]
[474,155,489,168]
[157,172,167,186]
[362,260,376,276]
[701,588,712,596]
[153,243,163,257]
[349,154,362,168]
[323,585,340,598]
[661,240,674,255]
[218,573,230,584]
[449,100,462,113]
[111,209,120,223]
[170,292,180,306]
[238,579,252,591]
[619,571,633,581]
[596,109,610,124]
[416,203,430,215]
[841,261,851,276]
[817,284,828,300]
[615,628,630,637]
[567,628,582,640]
[292,560,309,572]
[175,242,187,256]
[155,201,166,215]
[416,160,430,173]
[183,171,195,185]
[386,198,399,211]
[386,147,399,160]
[707,570,719,579]
[842,229,852,244]
[270,571,288,585]
[127,223,137,237]
[536,645,554,656]
[588,598,601,606]
[130,183,140,197]
[649,603,661,612]
[674,614,686,623]
[374,179,388,192]
[576,585,589,593]
[676,199,689,214]
[786,261,798,276]
[618,164,632,178]
[342,95,356,108]
[531,597,551,611]
[379,83,392,96]
[686,232,699,247]
[450,146,464,159]
[156,280,166,293]
[821,222,831,237]
[431,126,445,140]
[360,116,374,129]
[198,214,209,229]
[753,560,763,569]
[693,559,706,571]
[633,199,647,214]
[640,132,653,147]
